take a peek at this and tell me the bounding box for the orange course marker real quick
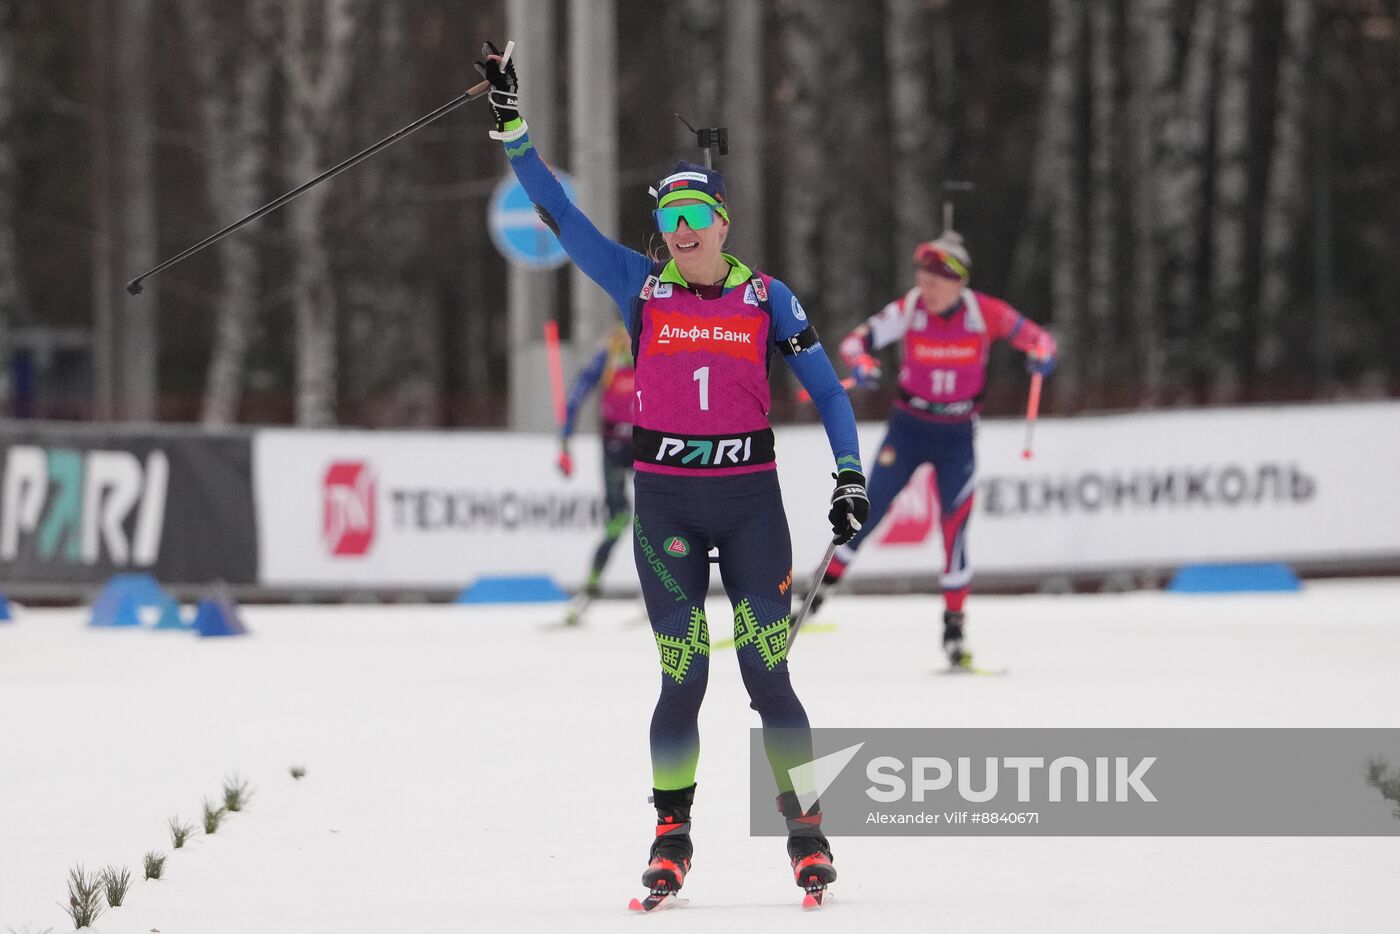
[544,320,566,428]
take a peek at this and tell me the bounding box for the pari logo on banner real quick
[323,461,375,557]
[0,445,168,567]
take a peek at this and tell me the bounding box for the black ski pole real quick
[127,73,500,296]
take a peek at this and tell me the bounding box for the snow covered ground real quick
[2,580,1398,932]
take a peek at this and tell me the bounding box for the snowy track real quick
[2,582,1398,932]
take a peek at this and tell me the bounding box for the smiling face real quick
[660,197,731,285]
[916,268,964,312]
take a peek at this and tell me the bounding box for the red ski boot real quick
[629,784,695,912]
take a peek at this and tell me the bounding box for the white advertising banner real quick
[254,429,635,589]
[254,402,1400,589]
[775,401,1400,580]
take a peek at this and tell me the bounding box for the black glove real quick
[473,40,519,132]
[827,470,869,545]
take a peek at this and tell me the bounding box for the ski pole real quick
[127,43,513,295]
[788,536,839,654]
[1021,372,1043,460]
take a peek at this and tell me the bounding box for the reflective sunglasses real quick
[914,245,970,281]
[654,203,718,234]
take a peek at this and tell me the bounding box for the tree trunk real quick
[179,0,276,426]
[778,0,890,331]
[723,0,765,260]
[776,0,830,305]
[884,0,940,282]
[1127,0,1173,407]
[0,0,23,415]
[672,0,724,147]
[1046,0,1086,411]
[1085,0,1120,409]
[280,0,364,427]
[1256,0,1314,383]
[343,0,442,427]
[1159,0,1219,403]
[114,0,159,420]
[1207,0,1253,404]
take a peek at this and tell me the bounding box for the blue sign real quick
[488,171,576,270]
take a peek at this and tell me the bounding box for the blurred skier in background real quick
[557,324,635,626]
[807,231,1056,671]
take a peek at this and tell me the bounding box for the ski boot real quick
[943,609,973,670]
[634,784,694,909]
[778,791,836,906]
[563,579,601,626]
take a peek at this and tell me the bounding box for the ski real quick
[801,885,832,910]
[627,892,687,913]
[562,592,594,627]
[939,662,1008,677]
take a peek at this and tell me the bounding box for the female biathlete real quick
[556,324,635,626]
[808,231,1056,671]
[474,43,869,905]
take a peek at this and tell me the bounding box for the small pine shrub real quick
[60,864,104,929]
[168,815,196,848]
[99,865,131,907]
[222,772,253,812]
[143,851,166,881]
[290,765,306,780]
[201,798,226,834]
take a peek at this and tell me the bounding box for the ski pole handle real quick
[1021,372,1043,460]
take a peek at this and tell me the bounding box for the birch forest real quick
[3,0,1397,425]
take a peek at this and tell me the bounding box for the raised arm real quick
[476,43,652,316]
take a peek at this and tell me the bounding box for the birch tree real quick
[775,0,887,332]
[1127,0,1174,406]
[1045,0,1086,410]
[342,1,441,427]
[884,0,941,281]
[1160,0,1219,402]
[179,0,277,426]
[1084,0,1120,409]
[1208,0,1254,403]
[672,0,724,144]
[280,0,365,427]
[1256,0,1314,383]
[776,0,831,304]
[824,6,888,330]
